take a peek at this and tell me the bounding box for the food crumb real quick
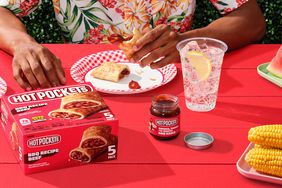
[135,69,144,76]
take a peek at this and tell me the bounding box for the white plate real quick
[237,143,282,185]
[71,50,177,94]
[0,76,7,98]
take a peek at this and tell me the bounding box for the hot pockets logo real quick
[27,135,61,148]
[156,119,178,126]
[8,84,93,104]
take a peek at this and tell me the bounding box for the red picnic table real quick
[0,44,281,188]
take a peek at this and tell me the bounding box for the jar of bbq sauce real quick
[149,94,180,140]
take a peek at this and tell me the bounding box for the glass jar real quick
[149,94,180,140]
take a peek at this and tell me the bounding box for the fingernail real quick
[150,64,157,69]
[52,82,58,87]
[62,78,66,84]
[138,61,145,68]
[25,87,32,91]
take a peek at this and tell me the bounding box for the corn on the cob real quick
[248,125,282,149]
[254,144,274,149]
[245,147,282,177]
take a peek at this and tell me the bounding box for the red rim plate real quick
[70,50,177,94]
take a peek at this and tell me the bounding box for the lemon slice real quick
[186,51,212,81]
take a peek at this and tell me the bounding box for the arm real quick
[179,0,266,50]
[0,7,32,54]
[131,0,266,68]
[0,7,66,90]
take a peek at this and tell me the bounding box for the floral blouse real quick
[1,0,248,44]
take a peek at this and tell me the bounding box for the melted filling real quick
[64,101,100,109]
[119,69,130,79]
[71,151,83,160]
[81,138,106,148]
[71,151,90,162]
[51,112,81,119]
[81,155,90,162]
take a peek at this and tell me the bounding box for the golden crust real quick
[90,62,130,83]
[10,122,19,151]
[69,146,107,163]
[48,107,103,120]
[80,125,112,149]
[49,92,107,120]
[119,28,142,59]
[69,134,117,163]
[61,92,106,109]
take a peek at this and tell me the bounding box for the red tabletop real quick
[0,44,281,187]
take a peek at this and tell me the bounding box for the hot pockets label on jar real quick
[149,115,180,137]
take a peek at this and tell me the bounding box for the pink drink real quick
[177,38,228,111]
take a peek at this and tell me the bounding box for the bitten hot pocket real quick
[90,62,130,83]
[119,28,142,60]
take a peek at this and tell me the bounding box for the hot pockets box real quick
[0,83,118,174]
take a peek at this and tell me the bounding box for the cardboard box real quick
[0,83,118,174]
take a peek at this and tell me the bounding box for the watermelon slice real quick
[267,46,282,78]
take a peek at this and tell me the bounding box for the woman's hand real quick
[131,24,180,69]
[12,41,66,90]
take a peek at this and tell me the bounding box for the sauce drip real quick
[129,80,141,89]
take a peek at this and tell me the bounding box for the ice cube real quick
[186,41,201,51]
[180,41,200,57]
[198,42,209,50]
[207,47,224,57]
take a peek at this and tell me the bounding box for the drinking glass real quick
[176,37,228,112]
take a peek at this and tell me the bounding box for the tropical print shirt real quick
[0,0,248,44]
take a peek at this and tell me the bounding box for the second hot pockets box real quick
[0,83,118,174]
